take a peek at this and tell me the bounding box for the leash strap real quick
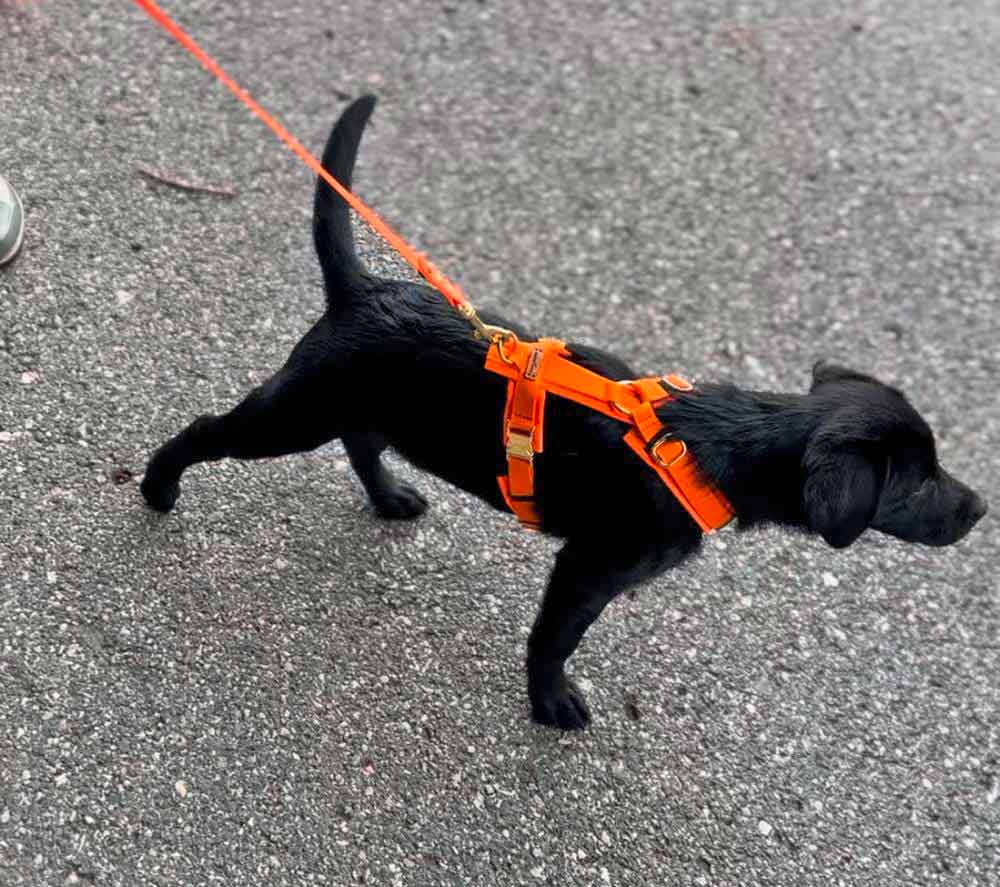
[486,339,735,533]
[132,0,479,318]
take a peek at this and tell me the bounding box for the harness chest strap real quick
[485,338,735,533]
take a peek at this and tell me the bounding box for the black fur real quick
[142,97,988,730]
[314,94,374,298]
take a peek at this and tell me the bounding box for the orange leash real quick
[134,0,733,533]
[132,0,492,329]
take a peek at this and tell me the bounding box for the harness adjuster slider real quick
[506,430,534,462]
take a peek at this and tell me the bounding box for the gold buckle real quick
[507,430,534,461]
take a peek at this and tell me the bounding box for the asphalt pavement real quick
[1,1,997,885]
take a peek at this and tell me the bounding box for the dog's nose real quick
[970,493,988,523]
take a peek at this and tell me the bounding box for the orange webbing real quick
[133,0,470,313]
[494,339,569,528]
[496,379,542,527]
[621,431,735,533]
[487,339,735,533]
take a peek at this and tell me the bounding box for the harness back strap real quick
[485,338,734,533]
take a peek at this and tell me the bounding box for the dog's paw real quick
[530,675,592,731]
[372,482,428,520]
[140,474,180,513]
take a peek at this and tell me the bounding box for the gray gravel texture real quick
[1,1,998,885]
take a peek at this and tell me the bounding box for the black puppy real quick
[142,96,987,730]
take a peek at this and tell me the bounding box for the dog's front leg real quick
[527,541,656,730]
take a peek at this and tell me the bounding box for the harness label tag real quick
[525,348,544,380]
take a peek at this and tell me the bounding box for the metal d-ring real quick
[494,331,519,365]
[611,380,640,417]
[648,432,687,469]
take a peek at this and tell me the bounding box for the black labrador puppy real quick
[142,97,987,730]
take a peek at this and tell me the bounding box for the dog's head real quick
[802,362,987,549]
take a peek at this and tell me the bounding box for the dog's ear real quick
[810,360,879,392]
[802,436,884,549]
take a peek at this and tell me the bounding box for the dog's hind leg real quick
[342,432,428,519]
[141,361,342,513]
[527,540,666,730]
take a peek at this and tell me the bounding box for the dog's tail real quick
[313,95,377,301]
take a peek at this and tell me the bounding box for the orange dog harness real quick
[485,338,734,532]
